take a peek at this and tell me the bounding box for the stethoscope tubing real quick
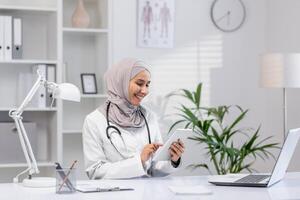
[105,101,151,158]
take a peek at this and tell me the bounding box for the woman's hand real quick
[169,139,185,162]
[140,143,162,165]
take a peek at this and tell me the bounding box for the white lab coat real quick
[82,108,180,179]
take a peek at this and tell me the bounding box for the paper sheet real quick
[168,185,213,195]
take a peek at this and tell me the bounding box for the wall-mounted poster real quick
[137,0,175,48]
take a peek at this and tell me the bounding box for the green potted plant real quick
[169,83,279,175]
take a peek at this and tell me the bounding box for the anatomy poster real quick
[137,0,175,48]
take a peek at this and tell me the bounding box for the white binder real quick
[13,17,22,59]
[4,16,12,61]
[32,64,47,108]
[17,72,34,106]
[0,16,4,61]
[46,65,56,107]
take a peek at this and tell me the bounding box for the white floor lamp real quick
[260,53,300,140]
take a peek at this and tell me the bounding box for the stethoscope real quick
[106,101,151,158]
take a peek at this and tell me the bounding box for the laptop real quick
[208,128,300,187]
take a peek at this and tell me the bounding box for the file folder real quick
[46,65,56,107]
[32,64,47,108]
[4,16,12,61]
[12,17,22,59]
[0,16,4,61]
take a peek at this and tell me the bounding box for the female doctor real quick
[82,58,185,179]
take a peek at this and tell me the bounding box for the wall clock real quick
[210,0,246,32]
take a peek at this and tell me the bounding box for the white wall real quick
[111,0,295,175]
[266,0,300,171]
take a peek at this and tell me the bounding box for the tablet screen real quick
[152,129,193,162]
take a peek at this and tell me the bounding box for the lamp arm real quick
[12,116,39,183]
[19,118,39,175]
[9,72,46,182]
[15,73,46,115]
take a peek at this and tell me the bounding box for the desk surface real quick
[1,172,300,200]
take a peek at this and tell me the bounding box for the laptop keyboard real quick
[234,175,270,184]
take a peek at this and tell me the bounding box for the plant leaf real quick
[194,83,202,109]
[168,119,187,133]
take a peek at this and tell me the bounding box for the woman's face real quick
[128,70,151,106]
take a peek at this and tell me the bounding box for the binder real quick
[0,16,4,61]
[12,17,22,59]
[46,65,56,107]
[32,64,47,108]
[17,72,34,106]
[4,16,12,61]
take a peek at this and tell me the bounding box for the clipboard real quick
[55,162,134,193]
[76,186,134,193]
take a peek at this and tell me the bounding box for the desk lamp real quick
[260,53,300,140]
[9,70,80,187]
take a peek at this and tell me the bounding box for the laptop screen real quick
[268,128,300,186]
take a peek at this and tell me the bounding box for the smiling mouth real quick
[135,94,144,100]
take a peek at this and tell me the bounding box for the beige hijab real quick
[99,58,150,128]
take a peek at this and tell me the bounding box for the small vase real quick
[72,0,90,28]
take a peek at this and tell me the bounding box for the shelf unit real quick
[0,0,112,182]
[0,0,59,184]
[61,0,112,180]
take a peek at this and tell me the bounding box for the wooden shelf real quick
[0,59,58,65]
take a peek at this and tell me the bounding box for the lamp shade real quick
[260,53,300,88]
[53,83,81,102]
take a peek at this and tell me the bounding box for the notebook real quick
[208,128,300,187]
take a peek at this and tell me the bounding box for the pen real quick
[58,160,77,192]
[96,187,134,192]
[55,162,74,190]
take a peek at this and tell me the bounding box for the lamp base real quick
[23,177,56,187]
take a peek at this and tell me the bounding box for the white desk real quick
[1,172,300,200]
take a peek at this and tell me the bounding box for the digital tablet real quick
[152,129,193,162]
